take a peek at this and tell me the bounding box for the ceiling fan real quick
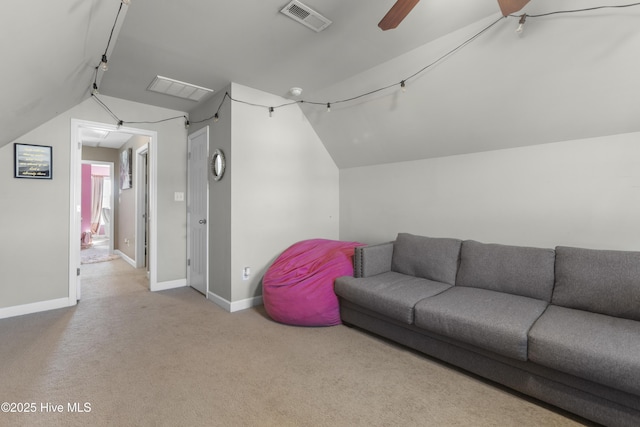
[378,0,531,30]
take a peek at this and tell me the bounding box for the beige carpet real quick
[0,259,592,427]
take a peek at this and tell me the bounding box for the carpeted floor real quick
[0,259,592,426]
[81,236,119,264]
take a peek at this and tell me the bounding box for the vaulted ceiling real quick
[2,0,639,168]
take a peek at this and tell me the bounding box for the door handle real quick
[199,219,207,224]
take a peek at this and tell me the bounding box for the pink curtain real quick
[90,176,104,234]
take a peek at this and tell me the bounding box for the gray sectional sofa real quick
[334,233,640,427]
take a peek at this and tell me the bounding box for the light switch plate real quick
[174,192,184,202]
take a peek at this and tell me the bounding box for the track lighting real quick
[516,14,527,34]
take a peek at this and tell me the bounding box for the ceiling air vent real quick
[280,1,332,32]
[147,76,213,102]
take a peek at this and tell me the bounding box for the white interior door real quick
[187,127,209,295]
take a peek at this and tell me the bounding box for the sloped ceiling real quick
[0,0,127,148]
[2,0,639,169]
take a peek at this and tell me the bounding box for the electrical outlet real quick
[242,267,251,281]
[174,192,185,202]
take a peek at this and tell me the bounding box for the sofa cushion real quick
[335,272,451,324]
[456,240,555,301]
[553,246,640,321]
[414,286,548,361]
[529,305,640,396]
[391,233,462,286]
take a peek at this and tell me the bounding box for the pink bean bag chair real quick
[263,239,364,326]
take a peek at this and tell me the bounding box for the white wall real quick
[230,83,340,303]
[340,132,640,251]
[0,95,187,313]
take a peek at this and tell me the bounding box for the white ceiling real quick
[81,129,133,149]
[2,0,639,168]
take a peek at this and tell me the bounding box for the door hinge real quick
[187,259,191,266]
[77,268,81,276]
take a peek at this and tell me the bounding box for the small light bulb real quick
[92,83,99,95]
[516,14,526,34]
[214,113,219,122]
[400,80,406,93]
[100,54,108,71]
[326,103,331,113]
[121,0,131,5]
[269,107,274,117]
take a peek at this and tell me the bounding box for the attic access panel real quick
[147,76,213,101]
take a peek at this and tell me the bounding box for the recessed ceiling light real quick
[147,76,213,102]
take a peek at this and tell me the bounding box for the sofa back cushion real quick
[553,246,640,321]
[456,240,556,301]
[391,233,462,286]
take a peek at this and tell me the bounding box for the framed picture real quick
[120,148,132,189]
[14,143,53,179]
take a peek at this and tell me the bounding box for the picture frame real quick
[14,143,53,179]
[120,148,132,189]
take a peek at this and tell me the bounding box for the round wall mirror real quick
[211,149,226,181]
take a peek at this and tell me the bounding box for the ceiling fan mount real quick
[378,0,531,31]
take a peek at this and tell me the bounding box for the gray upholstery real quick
[337,234,640,426]
[354,241,394,278]
[553,246,640,321]
[529,305,640,396]
[414,286,548,361]
[391,233,462,286]
[456,240,555,301]
[335,272,450,324]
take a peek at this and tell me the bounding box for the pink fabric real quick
[263,239,364,326]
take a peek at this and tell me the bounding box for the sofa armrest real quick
[354,241,394,278]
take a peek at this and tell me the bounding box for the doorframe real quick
[81,160,115,253]
[135,144,149,269]
[186,126,209,296]
[70,119,158,301]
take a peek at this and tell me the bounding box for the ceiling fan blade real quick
[497,0,531,16]
[378,0,421,31]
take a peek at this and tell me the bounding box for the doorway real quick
[135,144,149,273]
[70,119,158,301]
[80,161,115,265]
[187,126,209,295]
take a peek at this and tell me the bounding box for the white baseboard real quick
[0,297,73,320]
[151,278,187,292]
[207,292,263,313]
[115,250,136,268]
